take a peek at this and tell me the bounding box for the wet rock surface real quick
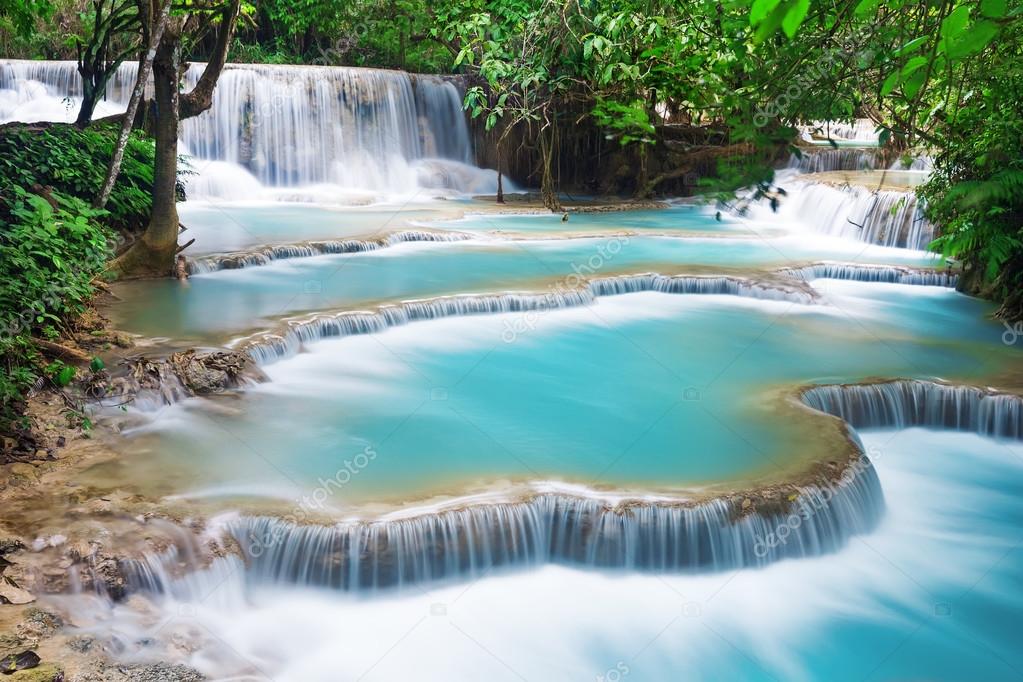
[0,649,41,674]
[107,349,263,408]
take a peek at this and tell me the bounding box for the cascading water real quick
[801,380,1023,438]
[0,59,137,122]
[238,275,817,366]
[0,59,500,198]
[801,118,879,143]
[781,262,957,286]
[787,149,880,173]
[121,462,883,594]
[178,65,475,194]
[889,154,934,171]
[186,229,474,274]
[768,180,935,250]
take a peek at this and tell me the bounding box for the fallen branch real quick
[31,338,91,365]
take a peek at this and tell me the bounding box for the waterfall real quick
[787,149,880,173]
[121,464,883,594]
[801,380,1023,439]
[586,273,815,301]
[118,547,248,609]
[0,59,496,197]
[187,229,474,274]
[774,180,935,250]
[889,154,934,171]
[114,377,1023,596]
[239,276,817,366]
[0,59,138,122]
[781,262,957,287]
[801,119,878,143]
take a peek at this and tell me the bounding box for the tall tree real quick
[110,0,242,277]
[74,0,141,127]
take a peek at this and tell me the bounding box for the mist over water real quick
[59,430,1023,681]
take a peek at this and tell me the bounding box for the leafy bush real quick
[0,123,143,435]
[0,186,112,432]
[0,122,155,233]
[920,20,1023,320]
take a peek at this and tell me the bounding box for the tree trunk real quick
[110,0,240,278]
[95,0,172,210]
[108,34,180,277]
[76,77,101,128]
[539,122,561,212]
[634,144,649,199]
[496,142,505,205]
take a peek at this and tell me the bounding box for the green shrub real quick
[0,122,155,233]
[0,185,112,433]
[0,123,142,436]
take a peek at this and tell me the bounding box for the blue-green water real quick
[112,232,940,342]
[92,196,1023,682]
[413,205,752,235]
[178,200,475,254]
[113,284,1010,505]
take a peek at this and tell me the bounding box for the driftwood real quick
[31,338,91,365]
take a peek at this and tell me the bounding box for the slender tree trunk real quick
[496,140,505,204]
[109,35,180,277]
[95,0,172,210]
[539,123,561,211]
[634,144,649,199]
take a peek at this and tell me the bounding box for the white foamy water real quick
[0,59,506,201]
[55,429,1023,680]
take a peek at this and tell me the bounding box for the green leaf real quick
[854,0,881,16]
[946,20,999,58]
[940,5,971,42]
[894,36,929,57]
[54,365,75,387]
[903,69,927,99]
[900,56,929,77]
[90,356,105,372]
[880,71,900,96]
[980,0,1006,17]
[753,3,788,42]
[750,0,782,25]
[782,0,810,38]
